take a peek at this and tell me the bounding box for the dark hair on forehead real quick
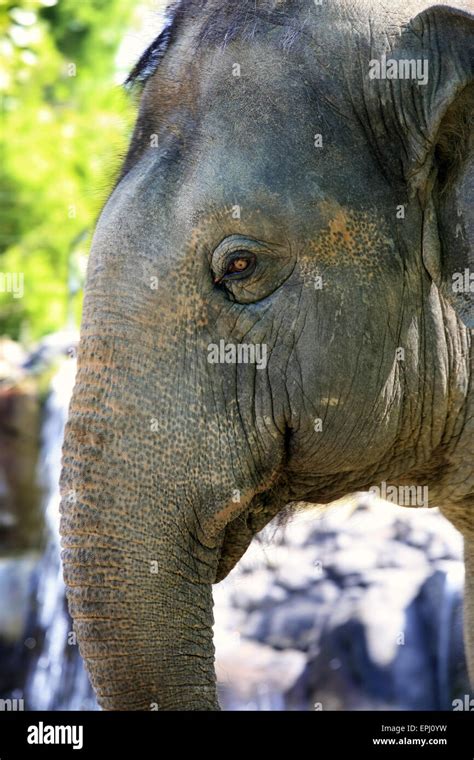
[125,0,302,89]
[124,1,184,88]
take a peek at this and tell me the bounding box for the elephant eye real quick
[225,253,255,275]
[228,256,250,273]
[214,251,256,283]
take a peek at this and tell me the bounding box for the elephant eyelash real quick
[124,23,174,90]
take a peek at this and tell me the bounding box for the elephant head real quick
[60,0,473,710]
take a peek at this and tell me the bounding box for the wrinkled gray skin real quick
[60,0,473,710]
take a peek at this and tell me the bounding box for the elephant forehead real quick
[142,24,314,122]
[140,34,343,184]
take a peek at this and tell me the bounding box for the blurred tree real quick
[0,0,137,341]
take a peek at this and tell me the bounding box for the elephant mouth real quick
[215,491,286,583]
[215,509,254,582]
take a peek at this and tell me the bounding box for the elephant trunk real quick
[59,333,221,710]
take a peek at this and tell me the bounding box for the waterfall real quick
[25,359,97,710]
[436,563,465,710]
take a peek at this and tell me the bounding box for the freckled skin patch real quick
[60,0,473,711]
[298,206,391,286]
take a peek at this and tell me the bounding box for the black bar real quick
[0,711,472,757]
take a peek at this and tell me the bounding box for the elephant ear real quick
[365,5,474,326]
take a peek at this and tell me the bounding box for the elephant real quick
[59,0,473,710]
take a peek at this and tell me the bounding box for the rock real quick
[274,548,327,591]
[216,637,306,709]
[427,535,452,562]
[289,603,437,710]
[376,539,430,570]
[211,499,466,711]
[0,380,42,551]
[326,543,379,579]
[226,569,288,611]
[243,595,331,652]
[307,579,340,606]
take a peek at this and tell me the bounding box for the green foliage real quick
[0,0,136,341]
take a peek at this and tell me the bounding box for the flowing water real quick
[25,360,97,710]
